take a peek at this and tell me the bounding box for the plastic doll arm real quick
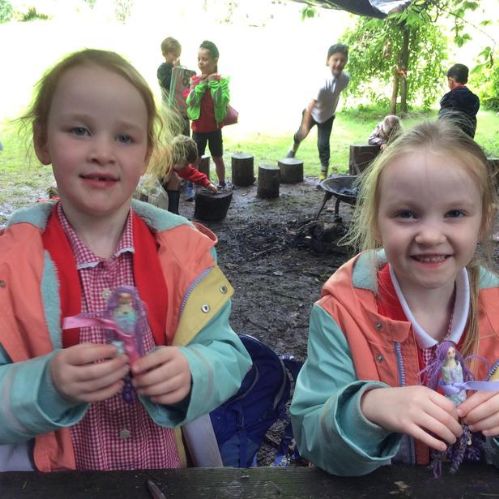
[142,300,251,427]
[290,304,402,476]
[0,348,87,443]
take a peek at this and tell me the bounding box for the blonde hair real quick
[382,115,402,139]
[171,135,198,165]
[20,48,174,173]
[161,37,181,57]
[149,135,198,182]
[347,119,497,356]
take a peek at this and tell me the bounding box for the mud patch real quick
[180,178,356,361]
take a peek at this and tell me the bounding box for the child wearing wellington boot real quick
[158,135,217,214]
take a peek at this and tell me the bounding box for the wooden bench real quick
[2,464,498,498]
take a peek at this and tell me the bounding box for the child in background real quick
[186,40,230,189]
[156,135,217,214]
[439,63,480,138]
[290,120,499,476]
[157,36,181,107]
[0,48,251,472]
[157,36,194,199]
[368,114,402,150]
[286,43,350,181]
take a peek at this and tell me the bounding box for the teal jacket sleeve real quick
[142,300,252,427]
[290,304,402,476]
[0,347,88,443]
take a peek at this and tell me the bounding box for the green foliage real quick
[470,56,499,111]
[301,5,316,20]
[114,0,134,23]
[433,0,493,65]
[0,0,13,23]
[21,7,49,21]
[342,6,447,111]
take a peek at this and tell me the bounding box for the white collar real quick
[389,265,470,349]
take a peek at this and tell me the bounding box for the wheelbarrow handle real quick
[315,191,334,220]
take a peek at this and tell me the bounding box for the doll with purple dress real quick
[424,341,481,475]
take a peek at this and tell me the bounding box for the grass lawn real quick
[224,109,499,178]
[1,108,498,197]
[1,109,498,225]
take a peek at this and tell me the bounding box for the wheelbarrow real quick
[316,175,359,221]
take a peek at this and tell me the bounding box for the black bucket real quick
[194,188,233,222]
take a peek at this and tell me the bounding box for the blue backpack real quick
[209,334,302,467]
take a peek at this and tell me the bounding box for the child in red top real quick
[159,135,217,214]
[186,40,230,188]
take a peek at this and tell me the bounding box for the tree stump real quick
[348,144,380,175]
[231,153,255,187]
[257,164,280,199]
[278,158,303,184]
[198,155,210,180]
[194,188,232,222]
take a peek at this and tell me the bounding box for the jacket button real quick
[0,280,5,288]
[201,304,210,313]
[374,321,383,330]
[119,429,131,439]
[376,354,384,363]
[219,285,228,294]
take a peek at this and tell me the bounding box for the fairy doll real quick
[63,285,148,402]
[105,286,148,364]
[424,341,481,475]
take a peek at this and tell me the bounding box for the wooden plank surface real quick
[1,465,499,498]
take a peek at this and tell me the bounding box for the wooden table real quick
[1,464,498,498]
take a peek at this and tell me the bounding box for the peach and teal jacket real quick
[0,200,251,472]
[291,250,499,476]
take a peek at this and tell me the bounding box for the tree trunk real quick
[399,24,410,116]
[231,153,255,187]
[194,189,232,221]
[390,68,399,115]
[278,158,303,184]
[257,164,280,199]
[198,155,210,179]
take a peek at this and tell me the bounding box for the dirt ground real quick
[180,177,356,362]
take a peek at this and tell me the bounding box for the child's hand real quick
[50,343,130,404]
[131,346,191,405]
[207,183,218,193]
[457,391,499,437]
[361,386,463,451]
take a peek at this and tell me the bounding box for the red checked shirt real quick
[57,204,182,470]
